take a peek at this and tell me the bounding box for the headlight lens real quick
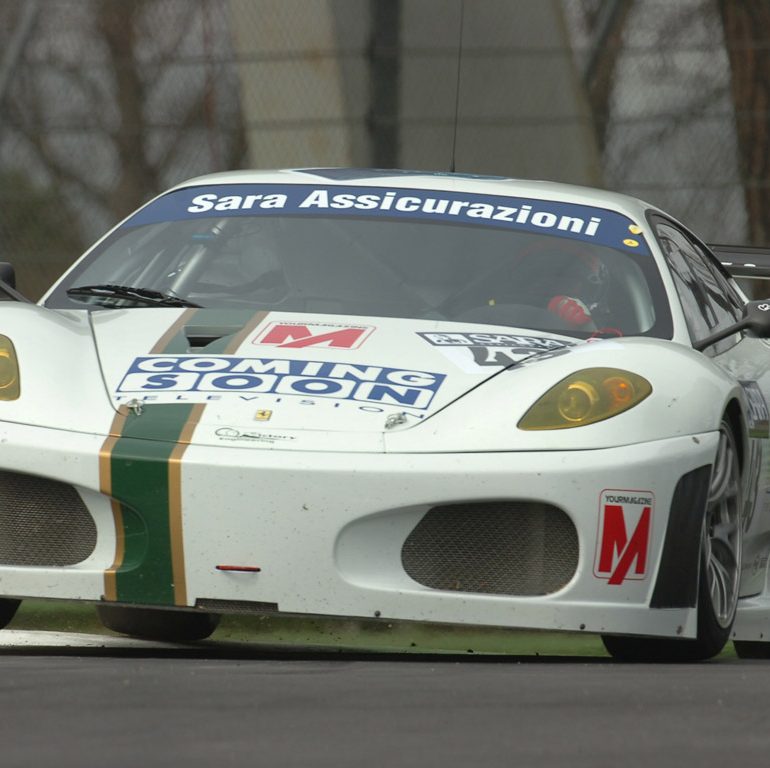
[0,336,20,400]
[518,368,651,430]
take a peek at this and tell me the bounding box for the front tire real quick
[97,605,220,643]
[0,599,20,629]
[603,420,742,662]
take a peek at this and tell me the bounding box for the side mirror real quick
[741,299,770,336]
[694,299,770,351]
[0,263,15,289]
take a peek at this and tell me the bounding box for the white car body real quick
[2,168,770,656]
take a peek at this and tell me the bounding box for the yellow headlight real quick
[518,368,651,430]
[0,336,20,400]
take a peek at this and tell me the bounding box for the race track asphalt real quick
[0,633,767,768]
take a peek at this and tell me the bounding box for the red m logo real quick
[594,497,653,585]
[254,322,373,349]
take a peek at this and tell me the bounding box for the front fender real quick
[385,337,739,452]
[0,304,116,434]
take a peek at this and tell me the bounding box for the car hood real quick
[92,308,577,450]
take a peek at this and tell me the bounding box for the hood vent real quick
[184,324,243,350]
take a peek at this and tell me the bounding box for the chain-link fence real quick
[0,0,766,298]
[0,0,244,297]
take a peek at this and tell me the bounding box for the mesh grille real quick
[196,599,279,615]
[401,502,578,596]
[0,471,96,566]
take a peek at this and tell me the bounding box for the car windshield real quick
[46,186,672,339]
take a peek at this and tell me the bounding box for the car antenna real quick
[449,0,465,173]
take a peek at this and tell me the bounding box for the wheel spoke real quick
[708,435,730,504]
[708,552,735,622]
[711,520,738,550]
[704,424,742,629]
[708,560,728,619]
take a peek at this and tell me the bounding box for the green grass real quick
[213,614,611,655]
[7,601,738,657]
[10,601,104,634]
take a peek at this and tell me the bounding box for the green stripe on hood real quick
[101,308,268,606]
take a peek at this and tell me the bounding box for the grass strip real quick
[10,601,607,654]
[8,601,737,657]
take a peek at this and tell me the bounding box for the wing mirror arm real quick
[694,299,770,352]
[0,262,31,303]
[0,263,16,290]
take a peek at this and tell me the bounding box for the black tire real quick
[603,420,742,662]
[96,605,220,643]
[0,598,20,629]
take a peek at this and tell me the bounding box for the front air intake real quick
[401,502,578,596]
[0,471,97,566]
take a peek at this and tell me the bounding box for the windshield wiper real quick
[66,284,201,308]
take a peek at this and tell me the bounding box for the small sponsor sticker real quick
[215,427,295,445]
[252,321,374,349]
[594,489,654,584]
[418,331,572,372]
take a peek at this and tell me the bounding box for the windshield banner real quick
[124,184,650,255]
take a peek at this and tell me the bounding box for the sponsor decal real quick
[117,355,444,410]
[185,190,603,235]
[124,184,651,254]
[215,427,296,445]
[255,409,272,421]
[418,331,572,371]
[253,321,374,349]
[594,490,654,585]
[740,381,770,439]
[419,331,569,349]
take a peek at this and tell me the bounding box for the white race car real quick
[2,168,770,660]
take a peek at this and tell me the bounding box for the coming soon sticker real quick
[116,355,445,410]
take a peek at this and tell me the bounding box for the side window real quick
[653,219,742,346]
[699,246,746,318]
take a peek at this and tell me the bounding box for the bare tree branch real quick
[582,0,634,150]
[717,0,770,245]
[96,2,163,217]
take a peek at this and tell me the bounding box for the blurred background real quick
[0,0,765,298]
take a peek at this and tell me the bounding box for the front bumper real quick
[0,420,718,639]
